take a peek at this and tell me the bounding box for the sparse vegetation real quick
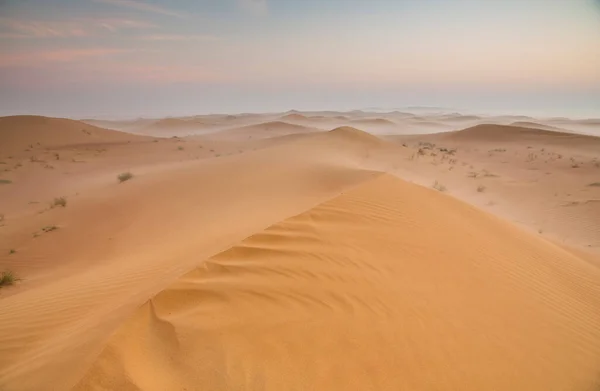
[177,146,184,151]
[51,197,67,208]
[9,249,15,255]
[117,172,133,183]
[477,185,486,193]
[467,172,479,178]
[432,181,446,192]
[42,225,58,233]
[0,270,16,287]
[0,179,12,184]
[588,182,600,187]
[571,164,580,169]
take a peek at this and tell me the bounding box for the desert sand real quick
[1,111,600,390]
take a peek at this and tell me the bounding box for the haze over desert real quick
[1,1,600,390]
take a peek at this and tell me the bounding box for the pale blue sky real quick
[0,0,599,118]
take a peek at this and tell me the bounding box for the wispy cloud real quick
[93,0,186,18]
[237,0,268,15]
[0,48,132,67]
[137,34,220,41]
[0,17,154,38]
[102,64,225,83]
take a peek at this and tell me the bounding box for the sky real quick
[0,0,599,118]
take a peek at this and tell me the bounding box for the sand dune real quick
[0,116,149,153]
[510,121,568,132]
[350,118,397,126]
[140,118,217,133]
[280,113,308,121]
[0,128,387,391]
[75,174,600,390]
[1,112,600,391]
[434,113,482,122]
[211,121,318,140]
[440,124,600,145]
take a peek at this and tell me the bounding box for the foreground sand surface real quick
[1,112,600,390]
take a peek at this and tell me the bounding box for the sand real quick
[1,112,600,390]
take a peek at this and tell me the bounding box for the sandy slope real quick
[75,174,600,391]
[1,115,600,391]
[0,126,383,391]
[387,124,600,252]
[0,116,150,154]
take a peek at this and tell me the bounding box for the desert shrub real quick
[52,197,67,208]
[0,271,16,287]
[432,181,446,192]
[117,172,133,183]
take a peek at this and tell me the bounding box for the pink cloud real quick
[0,17,155,38]
[89,63,226,83]
[0,48,132,67]
[93,0,186,18]
[137,34,221,41]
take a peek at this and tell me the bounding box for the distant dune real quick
[350,118,397,126]
[212,121,318,140]
[436,114,482,122]
[280,113,309,121]
[142,118,216,132]
[547,118,600,126]
[0,115,149,153]
[440,124,600,145]
[510,121,567,132]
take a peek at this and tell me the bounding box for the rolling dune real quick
[0,116,150,153]
[438,124,600,147]
[211,121,318,140]
[0,126,385,391]
[350,118,397,126]
[75,174,600,391]
[1,114,600,391]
